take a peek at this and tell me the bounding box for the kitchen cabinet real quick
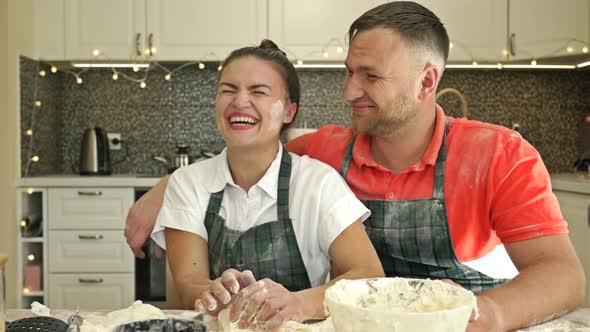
[33,0,65,60]
[147,0,267,61]
[64,0,146,60]
[64,0,266,61]
[268,0,387,62]
[414,1,507,62]
[554,190,590,307]
[508,0,590,60]
[45,187,135,309]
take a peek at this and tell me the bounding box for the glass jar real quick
[0,253,7,332]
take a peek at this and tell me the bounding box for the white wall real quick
[0,0,34,308]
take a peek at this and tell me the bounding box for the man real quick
[126,2,584,331]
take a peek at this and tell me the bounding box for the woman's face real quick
[215,56,297,148]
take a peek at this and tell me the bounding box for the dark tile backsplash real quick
[20,56,590,176]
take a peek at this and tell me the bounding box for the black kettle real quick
[79,127,111,175]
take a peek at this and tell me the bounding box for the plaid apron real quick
[204,150,312,292]
[340,119,508,294]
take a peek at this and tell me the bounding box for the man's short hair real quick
[348,1,449,71]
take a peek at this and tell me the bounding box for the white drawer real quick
[48,188,133,229]
[48,273,134,310]
[49,230,134,273]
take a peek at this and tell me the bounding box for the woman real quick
[151,40,383,331]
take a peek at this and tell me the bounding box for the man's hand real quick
[466,295,504,332]
[194,269,257,315]
[125,177,169,258]
[229,278,305,330]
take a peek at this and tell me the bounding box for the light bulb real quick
[501,49,509,57]
[140,81,147,89]
[322,51,329,58]
[531,59,537,65]
[496,63,504,69]
[471,60,478,66]
[112,73,118,80]
[34,101,42,107]
[133,66,140,72]
[296,59,303,65]
[20,219,27,227]
[144,49,151,56]
[198,62,205,70]
[336,47,343,53]
[92,49,100,56]
[23,288,30,294]
[26,129,33,136]
[51,66,58,73]
[31,155,40,162]
[76,77,83,84]
[217,65,223,71]
[164,74,171,80]
[150,47,157,55]
[26,188,34,195]
[583,46,588,53]
[39,70,46,77]
[449,42,454,49]
[567,46,574,53]
[27,254,35,261]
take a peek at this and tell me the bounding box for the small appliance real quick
[79,127,112,175]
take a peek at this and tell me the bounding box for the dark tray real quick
[115,318,208,332]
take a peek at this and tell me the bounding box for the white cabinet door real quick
[268,0,387,62]
[509,0,590,60]
[34,0,65,60]
[65,0,146,60]
[48,230,134,273]
[48,273,134,309]
[147,0,267,61]
[554,190,590,307]
[415,0,507,62]
[48,188,133,230]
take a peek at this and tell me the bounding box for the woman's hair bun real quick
[259,39,286,57]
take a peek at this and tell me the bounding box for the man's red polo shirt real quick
[285,105,567,265]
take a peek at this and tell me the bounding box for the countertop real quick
[6,308,590,331]
[551,173,590,195]
[16,175,162,188]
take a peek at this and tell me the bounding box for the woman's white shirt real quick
[151,144,370,287]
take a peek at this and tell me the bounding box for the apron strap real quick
[277,147,292,221]
[339,135,357,179]
[432,117,449,200]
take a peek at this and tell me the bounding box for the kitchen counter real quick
[16,175,163,188]
[551,172,590,195]
[6,308,590,331]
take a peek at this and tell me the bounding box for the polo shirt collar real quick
[209,144,283,199]
[352,105,447,172]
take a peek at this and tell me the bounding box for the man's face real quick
[343,28,420,136]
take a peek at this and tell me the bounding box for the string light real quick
[530,59,537,66]
[322,51,329,58]
[34,101,42,107]
[164,73,171,80]
[150,47,157,55]
[336,47,343,53]
[27,254,35,261]
[23,288,30,294]
[198,62,205,70]
[296,59,303,66]
[26,188,34,195]
[471,60,478,65]
[51,66,58,73]
[31,155,40,162]
[217,65,223,71]
[112,73,118,80]
[567,46,574,53]
[140,81,147,89]
[20,219,28,227]
[76,76,83,84]
[449,42,454,49]
[496,63,504,69]
[583,46,589,53]
[501,49,509,57]
[92,49,101,56]
[26,129,33,136]
[133,66,140,72]
[39,70,46,77]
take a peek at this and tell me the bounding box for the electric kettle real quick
[79,127,111,175]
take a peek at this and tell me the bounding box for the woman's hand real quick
[229,278,305,330]
[194,269,257,314]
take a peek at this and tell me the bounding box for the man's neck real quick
[371,107,437,174]
[227,142,279,192]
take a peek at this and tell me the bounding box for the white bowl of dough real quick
[324,278,478,332]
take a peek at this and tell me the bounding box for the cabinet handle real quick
[78,277,103,284]
[509,33,516,57]
[77,191,102,196]
[148,33,154,56]
[78,234,104,240]
[135,33,142,56]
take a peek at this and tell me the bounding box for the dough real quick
[217,308,333,332]
[78,301,166,332]
[31,301,51,316]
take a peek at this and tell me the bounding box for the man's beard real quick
[352,90,417,136]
